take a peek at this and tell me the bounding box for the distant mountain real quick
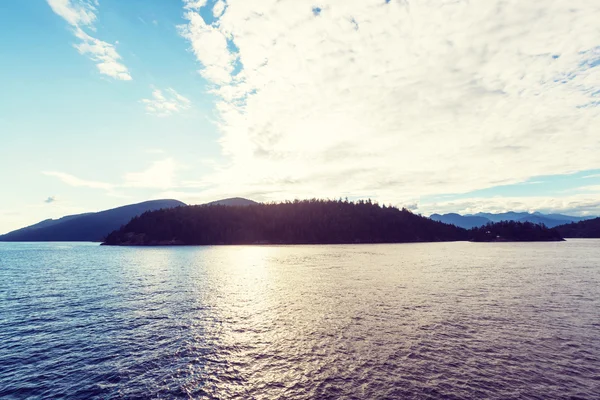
[1,213,94,237]
[430,213,491,229]
[472,212,592,228]
[0,200,185,242]
[555,218,600,238]
[205,197,258,206]
[515,215,567,228]
[430,211,595,229]
[541,213,591,222]
[471,212,529,223]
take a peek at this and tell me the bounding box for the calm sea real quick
[1,241,599,399]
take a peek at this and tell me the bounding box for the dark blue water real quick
[1,241,599,399]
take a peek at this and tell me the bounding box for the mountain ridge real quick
[430,211,595,229]
[0,200,186,242]
[205,197,258,206]
[0,197,261,242]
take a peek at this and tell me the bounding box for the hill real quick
[430,213,490,229]
[0,199,185,242]
[431,211,593,229]
[103,199,469,245]
[0,213,94,237]
[555,218,600,238]
[469,221,564,242]
[205,197,258,206]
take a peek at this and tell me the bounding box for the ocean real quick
[1,241,599,399]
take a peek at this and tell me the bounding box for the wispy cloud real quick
[44,196,57,204]
[43,171,114,190]
[47,0,96,26]
[572,185,600,193]
[73,28,131,81]
[141,88,191,117]
[43,158,182,191]
[582,174,600,179]
[46,0,131,80]
[176,0,600,208]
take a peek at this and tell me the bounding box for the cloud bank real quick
[420,190,600,217]
[47,0,131,80]
[177,0,600,208]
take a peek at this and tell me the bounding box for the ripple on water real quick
[1,241,599,399]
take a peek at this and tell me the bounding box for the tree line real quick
[555,217,600,238]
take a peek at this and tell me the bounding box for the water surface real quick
[1,241,599,399]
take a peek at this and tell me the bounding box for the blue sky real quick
[1,0,600,233]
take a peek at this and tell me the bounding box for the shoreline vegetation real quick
[556,217,600,238]
[101,199,564,246]
[469,221,564,242]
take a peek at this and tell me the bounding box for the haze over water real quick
[1,241,599,399]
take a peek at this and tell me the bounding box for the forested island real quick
[469,221,564,242]
[102,200,565,246]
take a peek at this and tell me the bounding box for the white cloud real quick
[213,0,226,18]
[141,88,191,117]
[183,0,208,10]
[123,158,181,189]
[178,10,238,85]
[573,184,600,193]
[73,28,132,80]
[43,159,180,191]
[420,193,600,217]
[47,0,96,26]
[177,0,600,211]
[47,0,131,80]
[43,171,115,190]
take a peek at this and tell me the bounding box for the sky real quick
[0,0,600,234]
